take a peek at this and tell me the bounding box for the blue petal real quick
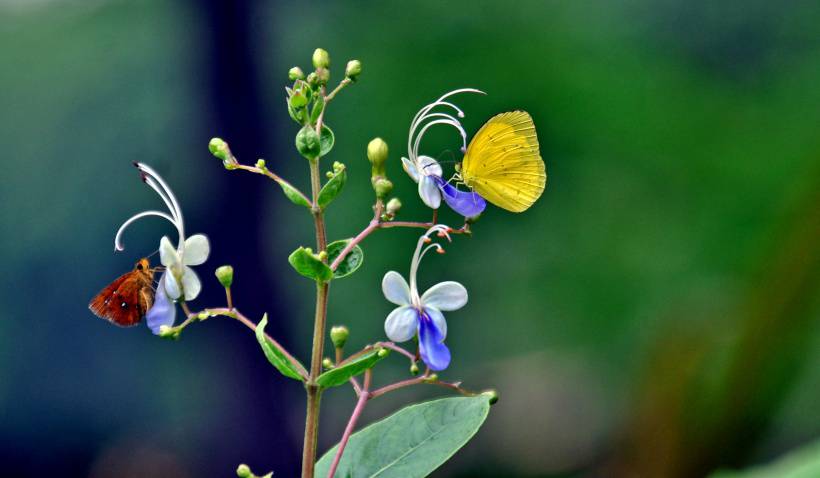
[434,177,486,217]
[418,310,451,371]
[146,273,176,335]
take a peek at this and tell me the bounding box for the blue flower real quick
[401,89,487,217]
[382,225,468,371]
[114,163,210,334]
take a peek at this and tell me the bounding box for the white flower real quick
[401,88,484,209]
[115,163,210,304]
[382,225,468,371]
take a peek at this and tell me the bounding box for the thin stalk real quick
[327,370,371,478]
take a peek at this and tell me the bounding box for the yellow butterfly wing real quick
[461,111,546,212]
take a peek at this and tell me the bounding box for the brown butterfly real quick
[89,258,156,327]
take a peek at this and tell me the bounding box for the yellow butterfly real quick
[458,111,546,213]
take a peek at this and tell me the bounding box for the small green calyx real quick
[383,197,402,220]
[373,178,394,199]
[255,159,266,170]
[312,48,330,69]
[345,59,362,80]
[423,373,439,383]
[410,363,420,375]
[236,464,252,478]
[315,68,330,86]
[322,357,334,369]
[377,347,390,358]
[330,325,349,349]
[288,66,304,81]
[158,325,179,340]
[215,265,234,288]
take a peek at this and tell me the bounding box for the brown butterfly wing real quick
[89,269,154,327]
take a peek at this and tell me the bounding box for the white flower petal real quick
[159,236,180,268]
[382,271,411,306]
[183,234,210,266]
[384,306,419,342]
[424,306,447,340]
[182,266,202,301]
[419,176,441,209]
[417,155,443,177]
[421,281,468,311]
[164,271,182,300]
[401,157,420,183]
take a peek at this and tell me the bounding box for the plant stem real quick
[327,370,371,478]
[303,157,330,478]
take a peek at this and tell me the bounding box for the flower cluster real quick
[401,89,487,218]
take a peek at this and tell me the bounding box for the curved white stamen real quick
[409,112,467,161]
[409,225,453,306]
[136,163,185,242]
[412,119,467,164]
[114,210,178,251]
[143,176,179,224]
[406,89,485,159]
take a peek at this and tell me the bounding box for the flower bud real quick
[215,265,234,288]
[288,66,304,81]
[367,137,389,169]
[345,59,362,80]
[236,464,252,478]
[373,178,393,199]
[330,325,349,349]
[312,48,330,69]
[306,72,319,86]
[410,363,420,375]
[255,159,266,170]
[316,68,330,86]
[322,357,334,369]
[386,197,402,216]
[209,137,236,168]
[289,90,308,109]
[423,373,439,383]
[158,325,178,340]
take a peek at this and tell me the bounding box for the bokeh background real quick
[1,0,819,476]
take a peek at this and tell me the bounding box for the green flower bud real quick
[367,137,389,170]
[295,125,322,159]
[423,373,439,383]
[316,68,330,86]
[288,66,304,81]
[215,265,234,288]
[306,72,319,86]
[345,59,362,80]
[386,197,402,216]
[255,159,267,170]
[377,347,390,358]
[373,178,393,199]
[158,325,178,340]
[236,464,252,478]
[410,363,420,375]
[209,137,236,168]
[312,48,330,69]
[482,389,499,405]
[330,325,349,349]
[289,90,308,109]
[322,357,334,369]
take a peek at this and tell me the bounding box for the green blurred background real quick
[1,0,819,476]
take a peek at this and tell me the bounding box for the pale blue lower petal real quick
[435,178,486,217]
[147,273,176,334]
[384,306,419,342]
[418,311,450,371]
[423,306,447,339]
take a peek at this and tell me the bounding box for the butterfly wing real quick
[89,270,154,327]
[462,111,546,212]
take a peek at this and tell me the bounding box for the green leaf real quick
[316,347,386,389]
[310,94,325,124]
[315,396,493,477]
[295,125,321,159]
[319,125,335,156]
[318,164,346,209]
[255,314,305,381]
[326,239,364,279]
[277,180,310,208]
[288,246,333,282]
[710,438,820,478]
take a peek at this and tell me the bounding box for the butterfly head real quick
[135,258,150,271]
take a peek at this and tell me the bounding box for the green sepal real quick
[315,396,493,477]
[319,125,334,156]
[310,94,325,124]
[255,314,305,381]
[288,246,333,282]
[326,239,364,279]
[277,180,310,208]
[316,347,387,389]
[287,100,305,124]
[295,125,321,159]
[317,164,346,209]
